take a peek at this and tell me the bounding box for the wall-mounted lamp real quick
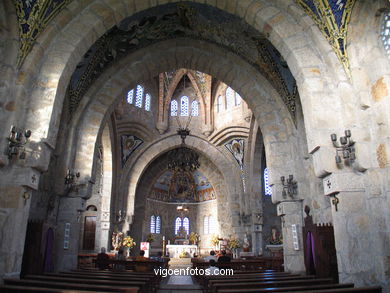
[331,130,356,165]
[116,209,126,223]
[7,126,31,159]
[281,175,297,198]
[330,194,339,212]
[64,169,80,188]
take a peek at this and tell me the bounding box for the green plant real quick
[228,237,240,249]
[122,236,136,248]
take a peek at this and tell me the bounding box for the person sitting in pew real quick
[207,259,220,275]
[204,250,218,262]
[218,250,231,263]
[96,247,110,270]
[115,248,126,271]
[135,250,149,272]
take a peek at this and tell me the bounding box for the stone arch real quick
[69,39,301,204]
[119,133,243,234]
[11,0,349,179]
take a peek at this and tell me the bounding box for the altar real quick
[166,244,198,258]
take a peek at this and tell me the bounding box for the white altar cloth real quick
[166,244,198,258]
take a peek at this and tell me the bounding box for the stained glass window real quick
[217,95,222,112]
[127,89,134,104]
[380,12,390,58]
[180,96,189,116]
[183,217,190,234]
[155,216,161,234]
[226,87,234,109]
[150,215,156,233]
[175,217,182,235]
[204,216,209,234]
[264,167,272,196]
[144,94,151,111]
[171,100,178,116]
[191,100,199,116]
[135,85,144,108]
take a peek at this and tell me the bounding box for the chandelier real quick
[167,128,200,172]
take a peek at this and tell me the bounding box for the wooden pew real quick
[22,275,149,292]
[0,284,113,293]
[209,278,334,292]
[199,272,297,290]
[284,286,383,293]
[217,283,355,292]
[4,278,139,292]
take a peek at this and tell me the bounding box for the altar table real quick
[166,244,198,258]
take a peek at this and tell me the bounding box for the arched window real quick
[144,93,151,111]
[180,96,189,116]
[380,11,390,58]
[203,216,209,234]
[183,217,190,234]
[216,95,222,112]
[209,216,216,234]
[155,216,161,234]
[235,92,242,106]
[175,217,182,235]
[191,100,199,116]
[226,87,235,109]
[264,167,272,196]
[127,89,134,104]
[150,215,156,233]
[135,85,144,108]
[171,100,178,116]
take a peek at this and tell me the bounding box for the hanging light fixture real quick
[167,72,200,172]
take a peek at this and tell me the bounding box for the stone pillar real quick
[55,197,85,271]
[323,172,390,291]
[0,166,41,281]
[277,200,305,273]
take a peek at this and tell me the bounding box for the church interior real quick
[0,0,389,292]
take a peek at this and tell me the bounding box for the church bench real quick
[217,283,355,292]
[283,286,382,293]
[192,258,283,271]
[198,272,297,289]
[0,284,112,293]
[205,275,314,292]
[22,275,150,292]
[4,279,139,292]
[209,278,334,293]
[46,272,159,289]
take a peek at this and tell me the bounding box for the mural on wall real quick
[14,0,73,67]
[150,170,216,203]
[121,135,143,167]
[225,139,245,170]
[296,0,356,78]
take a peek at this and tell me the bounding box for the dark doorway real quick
[83,216,96,250]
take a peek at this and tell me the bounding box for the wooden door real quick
[83,216,96,250]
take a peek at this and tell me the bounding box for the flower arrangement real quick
[228,237,240,249]
[210,234,220,247]
[179,250,188,258]
[122,236,136,248]
[189,232,200,245]
[146,233,155,243]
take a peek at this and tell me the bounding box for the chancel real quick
[0,1,389,292]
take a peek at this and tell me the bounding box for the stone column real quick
[323,171,389,291]
[55,197,85,271]
[277,200,305,273]
[0,167,41,280]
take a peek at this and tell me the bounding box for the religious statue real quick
[112,232,124,251]
[242,233,251,252]
[269,227,283,245]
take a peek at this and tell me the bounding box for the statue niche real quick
[169,170,196,202]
